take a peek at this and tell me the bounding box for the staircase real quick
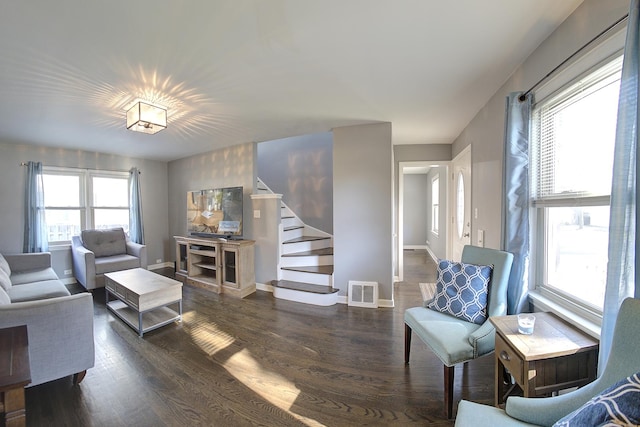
[257,179,338,306]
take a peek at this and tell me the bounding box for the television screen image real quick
[187,186,243,238]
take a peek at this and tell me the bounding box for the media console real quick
[174,236,256,298]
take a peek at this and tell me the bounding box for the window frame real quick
[87,170,130,232]
[42,167,130,245]
[529,52,623,325]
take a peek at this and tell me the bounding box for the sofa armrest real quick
[126,241,148,268]
[0,293,95,387]
[71,236,96,289]
[505,379,602,426]
[4,252,52,273]
[455,400,539,427]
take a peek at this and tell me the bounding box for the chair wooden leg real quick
[404,324,412,364]
[73,370,87,385]
[444,365,454,419]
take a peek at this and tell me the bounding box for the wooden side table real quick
[0,325,31,427]
[490,312,598,406]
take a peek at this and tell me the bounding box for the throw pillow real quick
[0,268,11,292]
[553,372,640,427]
[0,253,10,276]
[427,259,493,325]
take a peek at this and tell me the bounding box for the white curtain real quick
[129,167,145,244]
[502,92,533,314]
[23,161,48,253]
[599,0,640,373]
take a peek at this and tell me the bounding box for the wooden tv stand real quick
[174,236,256,298]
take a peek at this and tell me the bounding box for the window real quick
[43,168,129,244]
[531,55,622,313]
[431,176,439,234]
[91,175,129,231]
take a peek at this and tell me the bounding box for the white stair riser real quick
[273,287,338,306]
[280,255,333,267]
[280,270,332,286]
[283,227,304,240]
[281,217,302,228]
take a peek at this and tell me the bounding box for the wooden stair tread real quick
[271,280,338,294]
[281,265,333,275]
[283,236,330,244]
[282,248,333,257]
[284,225,304,232]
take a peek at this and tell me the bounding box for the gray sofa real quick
[0,252,95,387]
[71,227,148,290]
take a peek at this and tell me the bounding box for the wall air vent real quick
[348,281,378,308]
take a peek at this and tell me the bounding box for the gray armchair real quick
[404,245,514,418]
[71,227,147,290]
[454,297,640,426]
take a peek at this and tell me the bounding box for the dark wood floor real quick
[24,250,494,426]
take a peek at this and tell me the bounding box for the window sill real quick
[528,290,601,340]
[47,243,72,251]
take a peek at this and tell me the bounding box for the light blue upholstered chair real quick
[404,245,514,418]
[454,297,640,426]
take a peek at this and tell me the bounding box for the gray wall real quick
[0,140,170,279]
[167,142,256,247]
[451,0,630,250]
[333,122,393,301]
[426,166,447,259]
[257,132,333,234]
[403,174,428,247]
[250,194,281,285]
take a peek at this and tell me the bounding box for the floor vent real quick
[348,281,378,308]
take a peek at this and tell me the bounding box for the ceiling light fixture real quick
[126,101,167,134]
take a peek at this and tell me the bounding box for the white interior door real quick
[450,147,471,261]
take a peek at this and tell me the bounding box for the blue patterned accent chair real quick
[404,245,514,419]
[454,297,640,426]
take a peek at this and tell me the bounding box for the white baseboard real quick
[377,298,394,308]
[256,282,273,292]
[148,261,174,270]
[404,245,427,250]
[425,246,438,263]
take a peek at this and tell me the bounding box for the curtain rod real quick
[519,13,629,101]
[19,162,140,174]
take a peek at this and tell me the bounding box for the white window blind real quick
[532,55,623,204]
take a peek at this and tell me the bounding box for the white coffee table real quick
[105,268,182,337]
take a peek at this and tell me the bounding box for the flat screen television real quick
[187,186,243,238]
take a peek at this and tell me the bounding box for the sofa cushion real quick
[81,228,127,258]
[0,286,10,305]
[10,267,59,286]
[0,268,11,291]
[0,254,10,276]
[94,254,141,275]
[8,280,71,302]
[427,259,493,325]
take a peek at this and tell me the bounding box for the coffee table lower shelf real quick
[106,300,182,337]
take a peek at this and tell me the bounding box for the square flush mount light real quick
[126,101,167,134]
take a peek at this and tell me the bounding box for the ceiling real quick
[0,1,583,162]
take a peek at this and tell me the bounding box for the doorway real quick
[398,161,449,282]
